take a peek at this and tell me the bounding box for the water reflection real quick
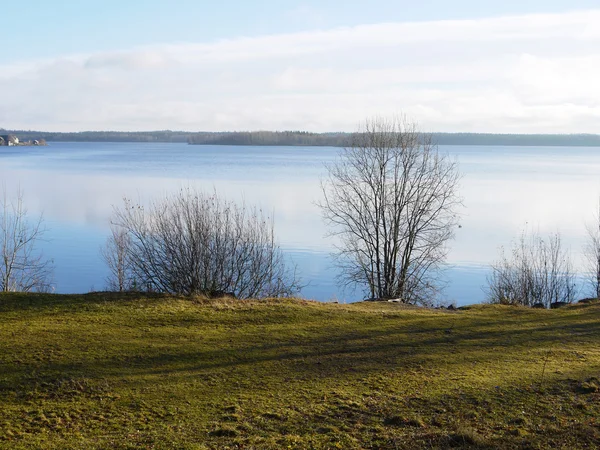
[2,142,600,304]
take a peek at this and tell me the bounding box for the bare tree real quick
[487,229,577,307]
[319,116,461,305]
[100,223,135,292]
[584,199,600,299]
[0,189,53,292]
[108,188,301,298]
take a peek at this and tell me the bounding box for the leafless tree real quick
[584,199,600,299]
[0,189,53,292]
[319,116,461,305]
[100,223,135,292]
[108,188,301,298]
[487,229,577,307]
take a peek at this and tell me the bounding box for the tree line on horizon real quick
[2,128,600,147]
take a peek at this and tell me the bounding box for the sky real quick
[1,0,599,133]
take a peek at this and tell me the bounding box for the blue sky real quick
[2,1,600,132]
[4,0,599,59]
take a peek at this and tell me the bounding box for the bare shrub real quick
[107,188,300,298]
[319,116,461,305]
[0,189,53,292]
[487,230,577,307]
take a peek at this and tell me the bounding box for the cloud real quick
[1,9,600,132]
[84,50,173,70]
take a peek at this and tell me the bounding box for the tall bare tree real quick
[108,188,300,298]
[487,229,577,307]
[0,189,53,292]
[319,116,461,304]
[584,199,600,299]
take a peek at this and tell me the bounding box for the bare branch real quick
[318,116,462,304]
[105,188,301,298]
[583,198,600,299]
[487,229,577,307]
[0,188,54,293]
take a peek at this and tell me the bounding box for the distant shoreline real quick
[2,129,600,147]
[0,134,47,147]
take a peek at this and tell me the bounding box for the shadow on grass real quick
[0,291,179,313]
[2,303,599,389]
[1,295,600,448]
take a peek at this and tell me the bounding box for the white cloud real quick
[84,51,173,70]
[1,9,600,132]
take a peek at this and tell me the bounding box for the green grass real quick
[0,292,599,449]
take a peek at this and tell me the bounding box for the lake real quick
[2,142,600,305]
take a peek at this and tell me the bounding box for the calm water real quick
[2,142,600,305]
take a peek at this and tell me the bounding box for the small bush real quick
[487,230,577,307]
[107,188,301,298]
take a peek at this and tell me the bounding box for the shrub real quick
[487,230,577,307]
[106,188,300,298]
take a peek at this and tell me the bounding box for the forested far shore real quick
[0,129,191,144]
[2,128,600,147]
[187,131,600,147]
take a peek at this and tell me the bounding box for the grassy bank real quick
[0,293,599,449]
